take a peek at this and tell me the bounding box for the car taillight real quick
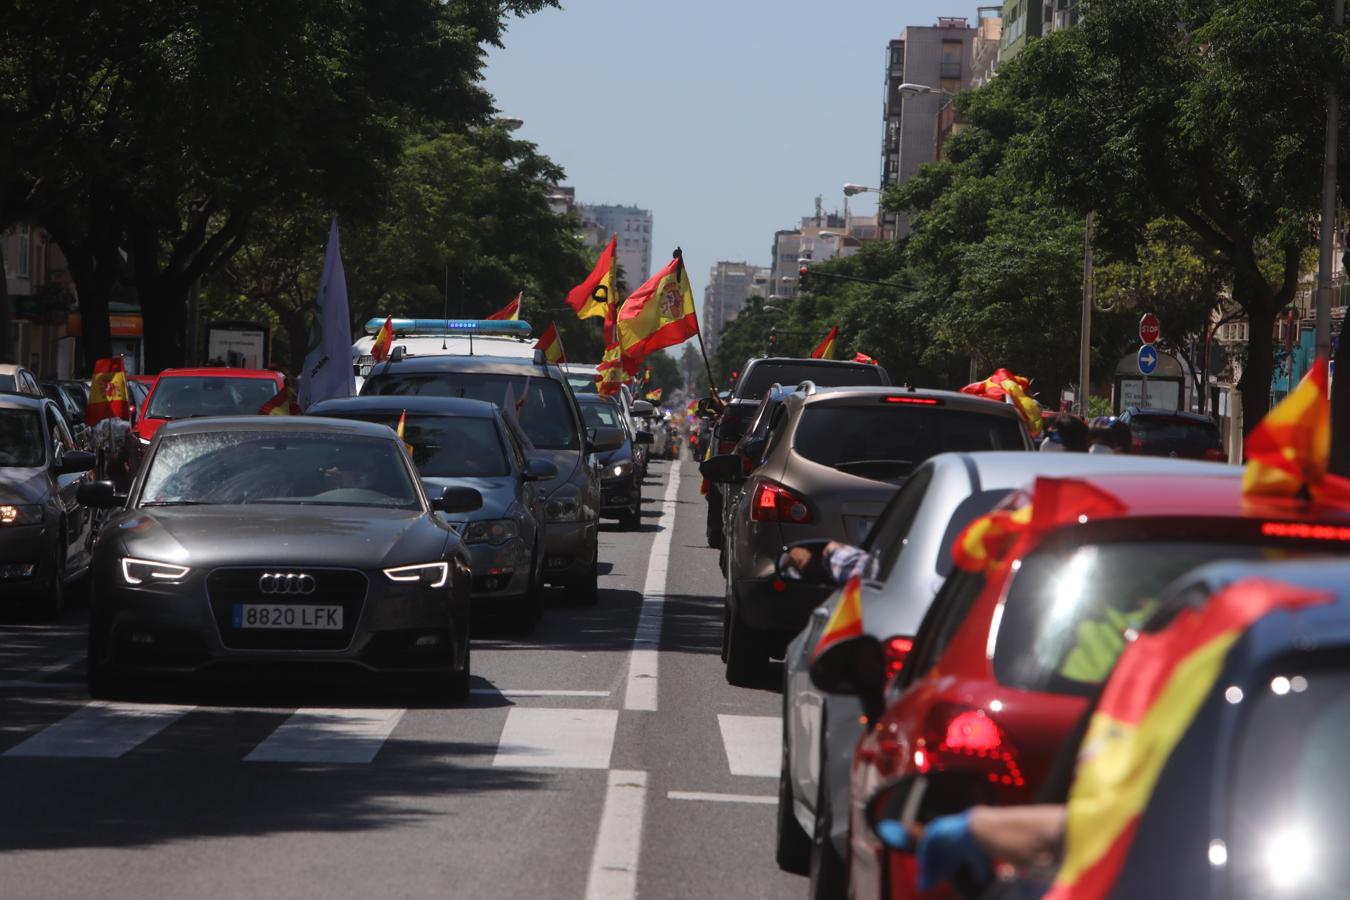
[750,480,813,523]
[1131,436,1144,453]
[883,636,913,682]
[1204,447,1227,461]
[883,395,940,405]
[915,704,1025,789]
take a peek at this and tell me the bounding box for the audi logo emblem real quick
[258,573,317,595]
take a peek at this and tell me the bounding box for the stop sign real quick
[1139,313,1161,345]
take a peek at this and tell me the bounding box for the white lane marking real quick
[30,653,83,680]
[718,714,781,778]
[245,708,405,764]
[624,460,683,711]
[667,791,777,805]
[5,701,195,758]
[492,708,618,769]
[467,696,610,701]
[584,769,649,900]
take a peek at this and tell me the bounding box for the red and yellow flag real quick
[951,502,1034,573]
[1047,578,1334,899]
[258,382,301,416]
[645,388,664,402]
[86,357,131,425]
[854,352,878,365]
[1243,357,1350,503]
[534,323,567,364]
[617,250,698,374]
[810,327,838,360]
[962,368,1044,439]
[487,292,522,321]
[396,408,414,455]
[596,291,629,397]
[566,235,617,320]
[370,316,394,363]
[812,576,865,662]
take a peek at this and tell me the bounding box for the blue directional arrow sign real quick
[1138,344,1159,375]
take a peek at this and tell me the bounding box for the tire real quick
[87,622,125,700]
[725,604,770,687]
[809,779,848,900]
[424,641,471,703]
[619,501,640,531]
[573,542,600,606]
[776,745,812,873]
[28,534,66,621]
[705,489,723,548]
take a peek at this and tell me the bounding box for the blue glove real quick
[914,810,991,892]
[876,818,915,852]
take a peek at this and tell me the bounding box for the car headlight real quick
[609,462,634,479]
[120,557,191,585]
[383,561,449,588]
[545,486,583,523]
[463,519,519,544]
[0,504,43,526]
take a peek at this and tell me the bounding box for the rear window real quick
[146,376,281,419]
[580,402,621,430]
[993,540,1312,697]
[793,404,1026,482]
[330,413,508,477]
[363,372,579,451]
[737,362,885,400]
[1130,416,1221,447]
[566,373,597,394]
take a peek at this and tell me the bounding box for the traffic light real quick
[798,266,810,290]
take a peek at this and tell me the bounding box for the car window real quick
[897,571,986,689]
[864,465,935,579]
[737,362,885,400]
[46,406,76,452]
[1130,417,1221,447]
[146,376,281,419]
[0,374,16,393]
[333,412,509,477]
[0,408,44,467]
[794,403,1026,483]
[761,405,791,459]
[501,420,528,470]
[364,372,580,451]
[565,373,597,394]
[141,431,421,509]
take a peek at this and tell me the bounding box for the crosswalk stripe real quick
[4,701,195,759]
[717,714,781,778]
[492,708,618,769]
[244,708,405,764]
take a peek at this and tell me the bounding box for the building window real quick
[17,225,30,278]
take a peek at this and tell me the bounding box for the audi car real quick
[80,416,480,699]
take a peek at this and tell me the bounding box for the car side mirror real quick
[775,539,837,586]
[633,430,654,445]
[432,486,483,514]
[589,425,623,454]
[631,400,655,418]
[809,633,886,722]
[699,453,744,484]
[57,449,97,475]
[522,457,558,482]
[77,480,124,508]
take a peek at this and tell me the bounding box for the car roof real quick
[365,355,562,379]
[575,393,619,406]
[0,393,47,411]
[960,450,1233,485]
[158,415,396,438]
[305,396,499,419]
[153,368,281,379]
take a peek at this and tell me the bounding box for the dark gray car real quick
[306,396,556,629]
[0,395,98,618]
[577,393,647,529]
[80,417,480,699]
[775,452,1238,895]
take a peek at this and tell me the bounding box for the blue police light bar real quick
[363,318,533,337]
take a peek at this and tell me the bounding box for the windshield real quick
[738,362,885,401]
[1229,663,1350,898]
[146,376,282,419]
[336,413,509,477]
[794,404,1026,482]
[580,402,621,430]
[140,431,421,509]
[0,409,44,467]
[994,541,1314,697]
[363,372,580,450]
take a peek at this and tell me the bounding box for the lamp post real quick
[896,82,957,99]
[1316,0,1345,365]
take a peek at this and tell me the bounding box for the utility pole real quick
[1078,212,1095,416]
[1316,0,1345,364]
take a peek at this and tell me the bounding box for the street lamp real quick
[897,82,956,99]
[842,183,881,197]
[495,116,525,131]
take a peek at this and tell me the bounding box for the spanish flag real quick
[566,235,617,320]
[1243,357,1350,503]
[370,316,394,363]
[962,368,1044,439]
[596,293,628,397]
[487,292,522,321]
[854,352,878,365]
[617,249,699,374]
[258,382,302,416]
[646,388,664,402]
[951,502,1034,573]
[1046,578,1334,899]
[535,323,566,364]
[811,576,864,663]
[396,408,413,455]
[810,327,838,360]
[86,357,131,425]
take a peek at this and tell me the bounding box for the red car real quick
[838,470,1350,900]
[134,368,285,447]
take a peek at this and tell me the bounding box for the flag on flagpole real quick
[810,327,838,360]
[297,218,355,410]
[566,235,618,320]
[259,382,302,416]
[811,577,865,663]
[616,249,699,374]
[535,323,567,364]
[1242,357,1350,503]
[86,357,131,425]
[487,292,522,321]
[396,408,414,455]
[370,316,394,363]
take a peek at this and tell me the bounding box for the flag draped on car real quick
[297,218,355,410]
[487,292,522,321]
[810,327,838,360]
[370,316,394,363]
[853,351,878,365]
[86,357,131,426]
[1242,357,1350,503]
[616,249,698,374]
[961,368,1044,439]
[534,323,566,364]
[566,235,617,320]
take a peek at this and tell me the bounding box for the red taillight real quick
[750,480,813,523]
[883,396,940,405]
[1204,447,1227,461]
[944,710,1002,752]
[1262,521,1350,542]
[918,705,1026,788]
[883,636,913,681]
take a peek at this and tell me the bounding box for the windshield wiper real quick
[140,500,211,507]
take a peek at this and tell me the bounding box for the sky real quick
[484,0,960,301]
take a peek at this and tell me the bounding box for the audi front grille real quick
[206,567,368,651]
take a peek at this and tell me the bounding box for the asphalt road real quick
[0,454,801,900]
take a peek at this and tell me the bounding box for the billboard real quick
[206,321,269,369]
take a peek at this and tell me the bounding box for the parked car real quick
[0,363,43,397]
[80,416,480,698]
[40,381,91,448]
[1117,406,1226,460]
[361,353,621,604]
[306,396,555,629]
[827,469,1350,900]
[134,367,286,447]
[577,393,648,529]
[704,385,1030,686]
[775,453,1238,896]
[0,394,98,618]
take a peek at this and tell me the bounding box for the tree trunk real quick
[0,238,12,365]
[63,246,115,371]
[1332,298,1350,475]
[1236,293,1278,437]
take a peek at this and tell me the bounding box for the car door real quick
[43,404,90,573]
[502,419,543,550]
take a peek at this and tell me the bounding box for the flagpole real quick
[672,246,718,393]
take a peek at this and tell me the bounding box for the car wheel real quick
[619,500,640,531]
[725,604,770,687]
[28,532,66,621]
[809,781,848,900]
[87,621,126,700]
[776,744,811,873]
[705,493,723,548]
[573,542,600,606]
[425,642,471,704]
[513,563,545,634]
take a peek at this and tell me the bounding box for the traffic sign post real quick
[1140,313,1160,345]
[1137,345,1159,375]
